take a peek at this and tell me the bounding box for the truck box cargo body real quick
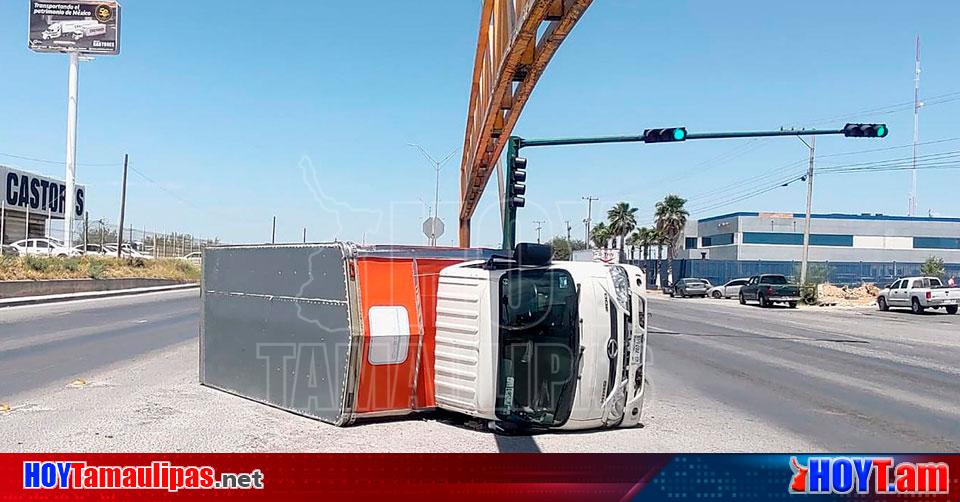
[200,242,648,430]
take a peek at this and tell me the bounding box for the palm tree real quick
[654,194,689,285]
[591,222,611,249]
[627,226,653,264]
[607,202,638,250]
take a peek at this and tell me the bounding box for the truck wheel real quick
[911,297,925,314]
[877,297,889,311]
[788,301,798,309]
[712,291,723,299]
[947,305,958,315]
[739,293,746,305]
[758,294,768,308]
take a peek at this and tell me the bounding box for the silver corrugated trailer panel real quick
[200,243,360,425]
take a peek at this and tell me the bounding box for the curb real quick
[0,283,199,308]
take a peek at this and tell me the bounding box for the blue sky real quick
[2,1,959,247]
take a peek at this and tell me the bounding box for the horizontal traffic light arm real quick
[517,124,886,149]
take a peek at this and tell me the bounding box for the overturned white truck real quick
[200,242,648,431]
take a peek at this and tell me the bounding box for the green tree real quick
[921,256,946,280]
[591,223,611,249]
[606,202,639,250]
[654,195,689,284]
[549,236,572,260]
[627,226,654,263]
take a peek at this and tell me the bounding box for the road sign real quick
[423,217,444,240]
[28,1,122,55]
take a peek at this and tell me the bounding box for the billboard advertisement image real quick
[28,1,121,55]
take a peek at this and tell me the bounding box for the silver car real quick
[707,278,750,299]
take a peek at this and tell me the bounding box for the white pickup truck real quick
[877,276,960,314]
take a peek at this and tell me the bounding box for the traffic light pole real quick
[502,136,522,250]
[502,124,886,250]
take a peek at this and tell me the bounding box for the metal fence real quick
[630,259,960,288]
[2,214,217,258]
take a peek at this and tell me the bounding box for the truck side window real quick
[367,306,410,365]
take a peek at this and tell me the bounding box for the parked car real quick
[1,244,19,257]
[104,243,154,259]
[182,251,202,265]
[739,274,801,308]
[670,278,709,298]
[707,278,750,299]
[876,276,960,314]
[9,238,80,257]
[74,243,108,255]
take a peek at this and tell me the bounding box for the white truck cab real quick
[434,257,647,430]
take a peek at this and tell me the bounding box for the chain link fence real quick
[3,213,218,259]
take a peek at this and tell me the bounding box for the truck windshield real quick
[496,269,579,428]
[762,275,788,284]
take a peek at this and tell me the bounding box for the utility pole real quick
[533,220,545,244]
[116,154,128,259]
[302,227,307,243]
[271,216,276,244]
[910,35,921,216]
[83,211,89,253]
[582,196,598,247]
[799,136,816,285]
[565,220,572,241]
[408,144,457,246]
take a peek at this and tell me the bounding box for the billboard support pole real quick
[63,50,80,246]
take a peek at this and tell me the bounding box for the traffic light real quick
[643,127,687,143]
[508,156,527,208]
[842,123,888,138]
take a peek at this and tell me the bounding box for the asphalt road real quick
[0,289,199,396]
[1,290,957,452]
[647,295,960,451]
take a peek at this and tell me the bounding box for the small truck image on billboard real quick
[200,242,649,431]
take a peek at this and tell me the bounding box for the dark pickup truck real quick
[738,274,801,308]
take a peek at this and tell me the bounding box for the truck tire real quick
[788,301,798,309]
[947,305,958,315]
[739,293,746,305]
[911,297,925,314]
[758,294,768,308]
[877,297,889,311]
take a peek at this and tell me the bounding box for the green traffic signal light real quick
[876,125,887,138]
[673,128,687,141]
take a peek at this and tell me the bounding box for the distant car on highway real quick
[739,274,801,308]
[707,278,749,299]
[876,276,959,314]
[670,278,709,298]
[10,238,80,258]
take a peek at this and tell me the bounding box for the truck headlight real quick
[607,265,630,310]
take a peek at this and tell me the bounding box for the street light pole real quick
[799,135,816,285]
[408,144,457,246]
[63,51,80,246]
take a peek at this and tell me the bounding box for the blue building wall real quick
[631,259,960,288]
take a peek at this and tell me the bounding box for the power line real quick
[0,151,121,167]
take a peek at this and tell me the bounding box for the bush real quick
[87,261,106,280]
[24,255,55,272]
[920,256,946,280]
[175,260,197,275]
[125,257,146,268]
[63,257,82,272]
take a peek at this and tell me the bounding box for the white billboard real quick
[1,165,85,219]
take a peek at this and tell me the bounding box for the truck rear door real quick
[200,244,362,425]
